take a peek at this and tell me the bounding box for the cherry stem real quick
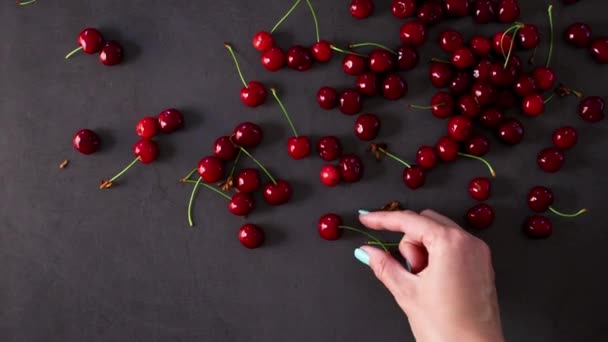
[549,207,588,218]
[330,45,367,58]
[457,153,496,178]
[349,43,397,55]
[408,102,445,110]
[378,147,412,169]
[187,177,202,227]
[228,149,243,178]
[17,0,37,5]
[430,57,451,64]
[546,5,554,68]
[304,0,320,42]
[224,43,248,87]
[367,241,400,247]
[65,46,83,59]
[270,88,298,137]
[239,147,277,185]
[502,24,524,68]
[339,226,389,252]
[271,0,302,33]
[544,94,555,104]
[181,168,198,182]
[100,157,140,189]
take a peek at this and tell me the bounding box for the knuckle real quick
[420,208,437,217]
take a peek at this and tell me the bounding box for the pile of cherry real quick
[65,0,606,250]
[65,28,124,66]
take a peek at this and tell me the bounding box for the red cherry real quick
[382,73,408,100]
[133,139,159,164]
[355,72,380,96]
[403,165,426,189]
[369,49,395,73]
[564,22,592,48]
[318,213,343,240]
[472,59,492,81]
[479,107,503,128]
[339,89,362,115]
[492,32,512,56]
[76,28,104,54]
[451,47,476,69]
[397,46,419,70]
[513,74,537,97]
[497,0,520,23]
[99,41,123,66]
[240,81,267,108]
[466,204,495,230]
[444,0,470,17]
[263,180,292,205]
[213,136,238,161]
[238,224,265,249]
[489,63,517,86]
[435,136,459,162]
[417,1,443,26]
[317,86,339,110]
[287,136,311,160]
[517,24,540,49]
[429,62,454,88]
[523,216,552,239]
[447,115,473,141]
[135,117,159,139]
[473,0,496,24]
[338,154,364,183]
[497,119,524,145]
[350,0,374,19]
[466,134,490,156]
[342,54,367,76]
[430,91,455,118]
[197,156,225,183]
[354,113,381,141]
[537,147,564,173]
[320,165,341,187]
[286,45,313,71]
[252,31,273,52]
[416,146,438,170]
[157,109,184,134]
[400,20,427,47]
[311,40,333,63]
[471,81,496,105]
[449,71,473,95]
[261,46,286,71]
[317,136,343,161]
[468,177,491,201]
[233,122,263,148]
[578,96,605,123]
[470,36,492,57]
[522,94,545,116]
[527,186,554,213]
[236,168,261,193]
[552,126,577,150]
[531,67,555,91]
[73,129,101,155]
[590,37,608,64]
[439,29,464,53]
[229,192,254,216]
[391,0,417,18]
[457,94,481,118]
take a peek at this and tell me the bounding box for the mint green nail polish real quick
[358,209,370,215]
[354,248,370,266]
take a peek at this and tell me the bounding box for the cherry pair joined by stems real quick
[239,147,292,205]
[318,213,388,252]
[99,139,159,189]
[65,28,123,66]
[225,43,267,107]
[73,129,101,155]
[435,136,497,178]
[372,145,426,190]
[270,88,311,159]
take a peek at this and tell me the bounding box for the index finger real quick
[358,210,443,248]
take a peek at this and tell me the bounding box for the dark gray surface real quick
[1,1,608,341]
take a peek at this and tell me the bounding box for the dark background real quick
[1,0,607,341]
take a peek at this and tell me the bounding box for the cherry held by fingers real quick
[238,224,265,249]
[73,129,101,155]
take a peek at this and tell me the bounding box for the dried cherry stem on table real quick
[65,46,83,59]
[187,177,233,227]
[270,88,299,137]
[304,0,320,42]
[99,157,140,189]
[329,45,367,58]
[349,43,397,55]
[549,207,588,218]
[271,0,303,33]
[224,43,249,87]
[457,152,497,178]
[239,147,277,185]
[339,226,389,252]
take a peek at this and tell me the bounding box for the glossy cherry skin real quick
[517,24,540,49]
[471,81,496,105]
[369,49,395,73]
[527,186,554,213]
[354,113,381,141]
[553,126,577,150]
[416,146,438,170]
[429,62,454,88]
[403,166,426,189]
[564,23,592,48]
[286,45,313,71]
[578,96,605,123]
[391,0,417,18]
[338,154,364,183]
[318,213,343,240]
[73,129,101,155]
[466,134,490,156]
[470,36,492,57]
[382,74,407,100]
[238,224,265,249]
[320,165,341,187]
[339,89,362,115]
[590,37,608,64]
[492,32,513,56]
[133,139,159,164]
[342,54,367,76]
[241,81,267,107]
[417,1,443,26]
[213,136,238,161]
[479,108,503,128]
[317,136,342,161]
[311,40,333,63]
[451,47,476,69]
[497,119,524,145]
[430,91,455,118]
[532,67,555,91]
[469,177,491,201]
[400,20,427,47]
[473,0,496,24]
[252,31,273,52]
[136,117,159,139]
[513,74,537,97]
[317,86,339,110]
[350,0,374,19]
[457,94,481,118]
[233,122,263,148]
[523,216,552,239]
[157,109,184,134]
[537,147,565,173]
[447,115,473,141]
[449,71,473,95]
[439,30,464,53]
[263,179,292,206]
[355,72,380,96]
[444,0,470,17]
[466,204,495,230]
[229,192,254,216]
[197,156,225,183]
[397,46,419,70]
[287,136,311,160]
[497,0,520,23]
[99,41,123,66]
[522,94,544,116]
[472,59,492,81]
[261,46,286,71]
[236,168,261,193]
[435,136,459,162]
[77,28,104,54]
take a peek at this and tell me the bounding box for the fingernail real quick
[354,248,370,266]
[358,209,370,215]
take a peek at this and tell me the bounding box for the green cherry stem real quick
[502,23,524,68]
[17,0,37,5]
[270,88,298,137]
[330,45,367,58]
[457,153,496,178]
[408,102,446,110]
[349,42,397,55]
[304,0,320,42]
[430,57,451,64]
[180,168,198,183]
[379,147,412,168]
[339,226,389,252]
[224,43,248,87]
[65,46,83,59]
[549,207,588,218]
[544,94,555,104]
[228,149,243,178]
[99,157,140,189]
[239,147,277,185]
[187,177,202,227]
[271,0,303,33]
[546,5,554,68]
[367,241,400,247]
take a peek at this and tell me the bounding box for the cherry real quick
[350,0,374,19]
[408,91,454,118]
[435,136,459,161]
[444,0,470,17]
[578,96,605,123]
[391,0,416,18]
[513,74,537,97]
[287,45,313,71]
[472,59,492,81]
[318,213,344,240]
[382,73,408,100]
[439,30,464,53]
[523,216,552,239]
[457,94,481,118]
[317,136,343,161]
[99,139,158,189]
[531,67,555,91]
[338,154,364,183]
[497,119,524,145]
[492,32,513,56]
[522,94,546,116]
[311,40,333,63]
[263,179,292,205]
[417,1,443,26]
[527,186,587,217]
[356,72,380,96]
[236,168,261,193]
[449,71,473,95]
[429,62,454,88]
[537,147,564,173]
[261,46,286,71]
[495,89,516,109]
[471,81,496,105]
[225,43,267,108]
[400,21,427,47]
[213,136,238,161]
[342,54,367,76]
[473,0,496,24]
[320,165,341,187]
[451,47,476,69]
[136,117,159,139]
[229,192,255,216]
[317,86,339,110]
[416,146,438,170]
[157,109,184,134]
[466,134,490,156]
[466,204,495,230]
[497,0,520,23]
[469,177,491,201]
[590,37,608,64]
[238,224,265,249]
[73,129,101,155]
[403,165,426,189]
[355,113,381,141]
[479,108,503,128]
[470,36,492,57]
[252,31,274,52]
[516,24,540,49]
[397,46,419,70]
[447,115,473,141]
[99,41,123,66]
[233,122,263,148]
[368,49,395,73]
[198,156,225,183]
[489,63,517,86]
[564,23,592,48]
[339,89,362,115]
[65,28,104,59]
[270,88,310,160]
[552,126,577,150]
